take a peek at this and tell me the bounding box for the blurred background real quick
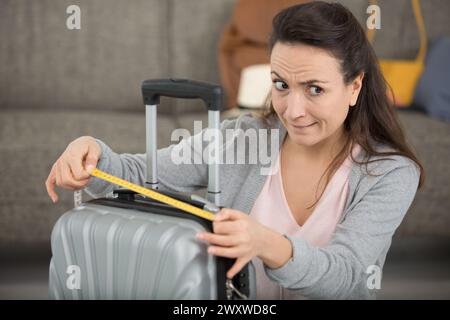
[0,0,449,299]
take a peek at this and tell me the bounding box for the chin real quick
[287,130,322,147]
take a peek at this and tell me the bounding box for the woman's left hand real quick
[196,208,269,279]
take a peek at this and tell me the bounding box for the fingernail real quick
[86,165,94,173]
[208,247,214,254]
[196,233,203,239]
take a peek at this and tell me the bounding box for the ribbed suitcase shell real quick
[49,200,219,299]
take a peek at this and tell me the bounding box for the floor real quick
[0,236,449,300]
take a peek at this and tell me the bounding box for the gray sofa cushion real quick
[0,0,168,112]
[395,110,450,236]
[169,0,236,113]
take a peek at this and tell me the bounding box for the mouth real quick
[290,122,317,129]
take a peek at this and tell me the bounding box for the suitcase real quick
[49,79,256,300]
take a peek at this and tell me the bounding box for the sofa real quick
[0,0,449,299]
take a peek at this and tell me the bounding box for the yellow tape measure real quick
[90,168,215,221]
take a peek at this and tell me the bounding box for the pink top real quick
[249,144,360,299]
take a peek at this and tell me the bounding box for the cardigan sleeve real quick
[84,117,244,198]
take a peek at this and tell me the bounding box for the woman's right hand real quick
[45,136,102,203]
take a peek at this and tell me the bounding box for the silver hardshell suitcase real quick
[49,79,256,300]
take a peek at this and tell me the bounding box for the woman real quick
[45,2,424,299]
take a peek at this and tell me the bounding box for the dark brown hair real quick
[263,1,424,208]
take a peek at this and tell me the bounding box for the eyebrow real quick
[270,71,328,85]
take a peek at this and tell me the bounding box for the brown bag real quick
[218,0,306,109]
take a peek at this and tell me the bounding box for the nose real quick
[285,91,307,120]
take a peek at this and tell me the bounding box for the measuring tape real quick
[90,168,216,221]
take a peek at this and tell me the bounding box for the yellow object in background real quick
[379,60,424,106]
[368,0,427,107]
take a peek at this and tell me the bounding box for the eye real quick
[307,85,323,96]
[273,80,288,91]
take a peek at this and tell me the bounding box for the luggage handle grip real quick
[141,78,222,207]
[142,78,224,111]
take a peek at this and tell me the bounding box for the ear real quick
[349,72,364,107]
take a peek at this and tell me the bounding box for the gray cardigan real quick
[85,114,420,299]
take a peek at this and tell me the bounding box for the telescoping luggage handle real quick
[141,78,224,207]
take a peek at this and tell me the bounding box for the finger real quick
[73,178,90,190]
[215,208,245,222]
[70,155,90,180]
[227,257,251,279]
[59,160,77,188]
[196,232,238,247]
[45,165,59,203]
[59,160,88,189]
[55,160,63,187]
[84,146,99,174]
[207,245,243,259]
[213,221,243,235]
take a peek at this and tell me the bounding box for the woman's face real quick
[270,42,363,148]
